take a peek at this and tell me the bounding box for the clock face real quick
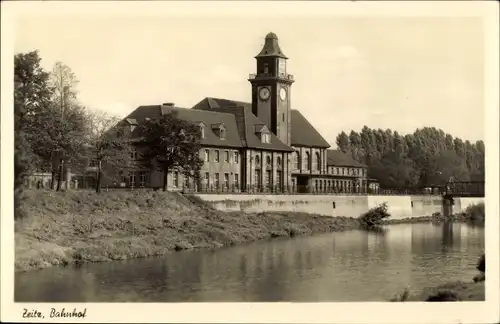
[259,87,270,101]
[279,87,287,101]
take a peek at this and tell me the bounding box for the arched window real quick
[266,155,271,166]
[305,151,311,171]
[316,152,321,171]
[255,155,260,168]
[277,156,282,167]
[295,151,301,170]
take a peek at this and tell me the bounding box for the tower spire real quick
[255,32,288,59]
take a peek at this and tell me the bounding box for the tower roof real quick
[255,32,288,59]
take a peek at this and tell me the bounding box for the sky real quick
[13,7,486,146]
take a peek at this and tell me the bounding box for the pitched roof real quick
[123,105,243,148]
[193,100,293,152]
[326,149,367,168]
[290,110,330,148]
[193,97,331,149]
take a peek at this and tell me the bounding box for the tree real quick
[49,62,81,191]
[138,112,204,191]
[85,110,132,193]
[336,131,350,153]
[14,50,54,218]
[334,125,485,189]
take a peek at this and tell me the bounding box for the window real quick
[234,151,239,163]
[215,173,220,188]
[277,156,282,167]
[282,113,285,122]
[265,170,271,188]
[266,155,271,166]
[139,171,146,187]
[220,128,226,140]
[129,172,136,187]
[119,171,127,185]
[261,133,271,144]
[332,202,336,209]
[276,170,282,189]
[316,152,321,170]
[204,172,210,189]
[255,169,261,188]
[214,150,220,162]
[234,174,239,188]
[315,180,318,192]
[173,172,179,187]
[295,151,301,170]
[130,149,138,160]
[200,125,205,138]
[224,150,230,163]
[263,63,269,74]
[305,151,311,171]
[204,149,210,162]
[255,155,260,167]
[184,175,189,189]
[224,173,229,188]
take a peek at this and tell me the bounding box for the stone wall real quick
[195,194,484,220]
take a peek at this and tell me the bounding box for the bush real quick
[464,203,485,224]
[426,290,461,301]
[477,254,485,273]
[359,203,391,228]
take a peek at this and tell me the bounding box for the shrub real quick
[464,203,485,224]
[426,290,461,301]
[477,254,485,273]
[359,203,391,228]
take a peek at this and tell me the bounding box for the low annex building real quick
[103,32,371,194]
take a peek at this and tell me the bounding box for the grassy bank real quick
[15,189,363,272]
[392,281,485,302]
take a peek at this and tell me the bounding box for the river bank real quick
[392,281,485,301]
[15,190,483,273]
[15,189,365,272]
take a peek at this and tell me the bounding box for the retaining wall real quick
[195,194,484,220]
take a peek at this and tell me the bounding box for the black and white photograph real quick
[1,1,498,323]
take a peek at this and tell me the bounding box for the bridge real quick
[442,181,485,198]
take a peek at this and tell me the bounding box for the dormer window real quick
[211,123,226,140]
[261,133,271,144]
[126,118,138,132]
[254,124,271,144]
[198,122,206,139]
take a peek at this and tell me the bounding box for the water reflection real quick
[16,223,484,302]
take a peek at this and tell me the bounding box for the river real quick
[15,222,484,302]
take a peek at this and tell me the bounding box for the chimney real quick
[162,102,175,107]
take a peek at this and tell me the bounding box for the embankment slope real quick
[15,190,362,272]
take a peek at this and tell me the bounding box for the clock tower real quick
[249,32,294,146]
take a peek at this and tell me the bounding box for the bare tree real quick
[50,62,80,191]
[85,110,132,193]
